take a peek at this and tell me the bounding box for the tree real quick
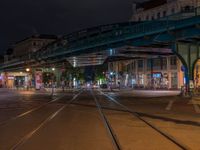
[61,63,84,82]
[94,64,107,83]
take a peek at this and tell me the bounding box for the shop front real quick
[0,74,3,88]
[171,72,178,89]
[2,72,31,88]
[146,72,169,89]
[194,61,200,88]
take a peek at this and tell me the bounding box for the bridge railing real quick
[32,6,200,60]
[3,6,200,70]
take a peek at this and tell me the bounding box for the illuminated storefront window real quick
[171,72,178,89]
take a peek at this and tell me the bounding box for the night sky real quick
[0,0,144,54]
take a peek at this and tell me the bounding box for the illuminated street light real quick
[52,68,55,71]
[26,68,30,72]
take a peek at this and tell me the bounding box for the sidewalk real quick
[100,88,181,97]
[1,87,78,95]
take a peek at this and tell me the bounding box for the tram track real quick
[99,90,190,150]
[0,89,194,149]
[71,102,200,128]
[9,91,82,150]
[91,90,121,150]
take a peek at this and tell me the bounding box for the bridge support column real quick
[173,43,200,96]
[55,69,62,87]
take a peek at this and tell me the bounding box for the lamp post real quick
[51,67,56,96]
[25,68,31,91]
[26,68,30,72]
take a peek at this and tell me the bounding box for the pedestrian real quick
[118,81,120,90]
[61,80,65,92]
[51,82,55,96]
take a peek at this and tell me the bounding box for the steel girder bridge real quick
[2,8,200,88]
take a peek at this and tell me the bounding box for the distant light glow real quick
[26,68,30,72]
[109,48,116,56]
[109,48,113,56]
[73,78,76,87]
[52,68,55,71]
[132,79,136,85]
[87,83,90,88]
[100,79,103,85]
[73,57,77,67]
[8,76,14,80]
[153,73,161,78]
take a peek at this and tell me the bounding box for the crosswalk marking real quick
[190,100,200,113]
[165,100,174,111]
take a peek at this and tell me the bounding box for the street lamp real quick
[52,68,55,71]
[26,68,30,72]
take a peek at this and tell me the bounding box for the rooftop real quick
[137,0,167,10]
[15,34,58,44]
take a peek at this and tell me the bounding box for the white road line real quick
[11,105,66,150]
[165,100,174,111]
[192,100,200,113]
[0,94,67,126]
[11,91,82,150]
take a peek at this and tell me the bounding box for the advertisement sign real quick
[153,73,161,78]
[8,76,14,80]
[35,71,42,90]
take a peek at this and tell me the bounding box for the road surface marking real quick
[189,98,200,104]
[11,91,82,150]
[191,100,200,113]
[165,100,174,111]
[100,90,190,150]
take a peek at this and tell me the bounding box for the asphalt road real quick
[0,89,200,150]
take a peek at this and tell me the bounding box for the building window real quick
[127,64,131,73]
[163,11,166,17]
[33,42,36,46]
[146,15,149,20]
[171,72,178,89]
[161,57,167,70]
[138,60,143,68]
[185,6,190,11]
[157,12,160,19]
[182,6,194,13]
[147,59,152,70]
[171,8,175,14]
[170,56,177,66]
[131,61,135,70]
[170,56,177,70]
[153,58,161,70]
